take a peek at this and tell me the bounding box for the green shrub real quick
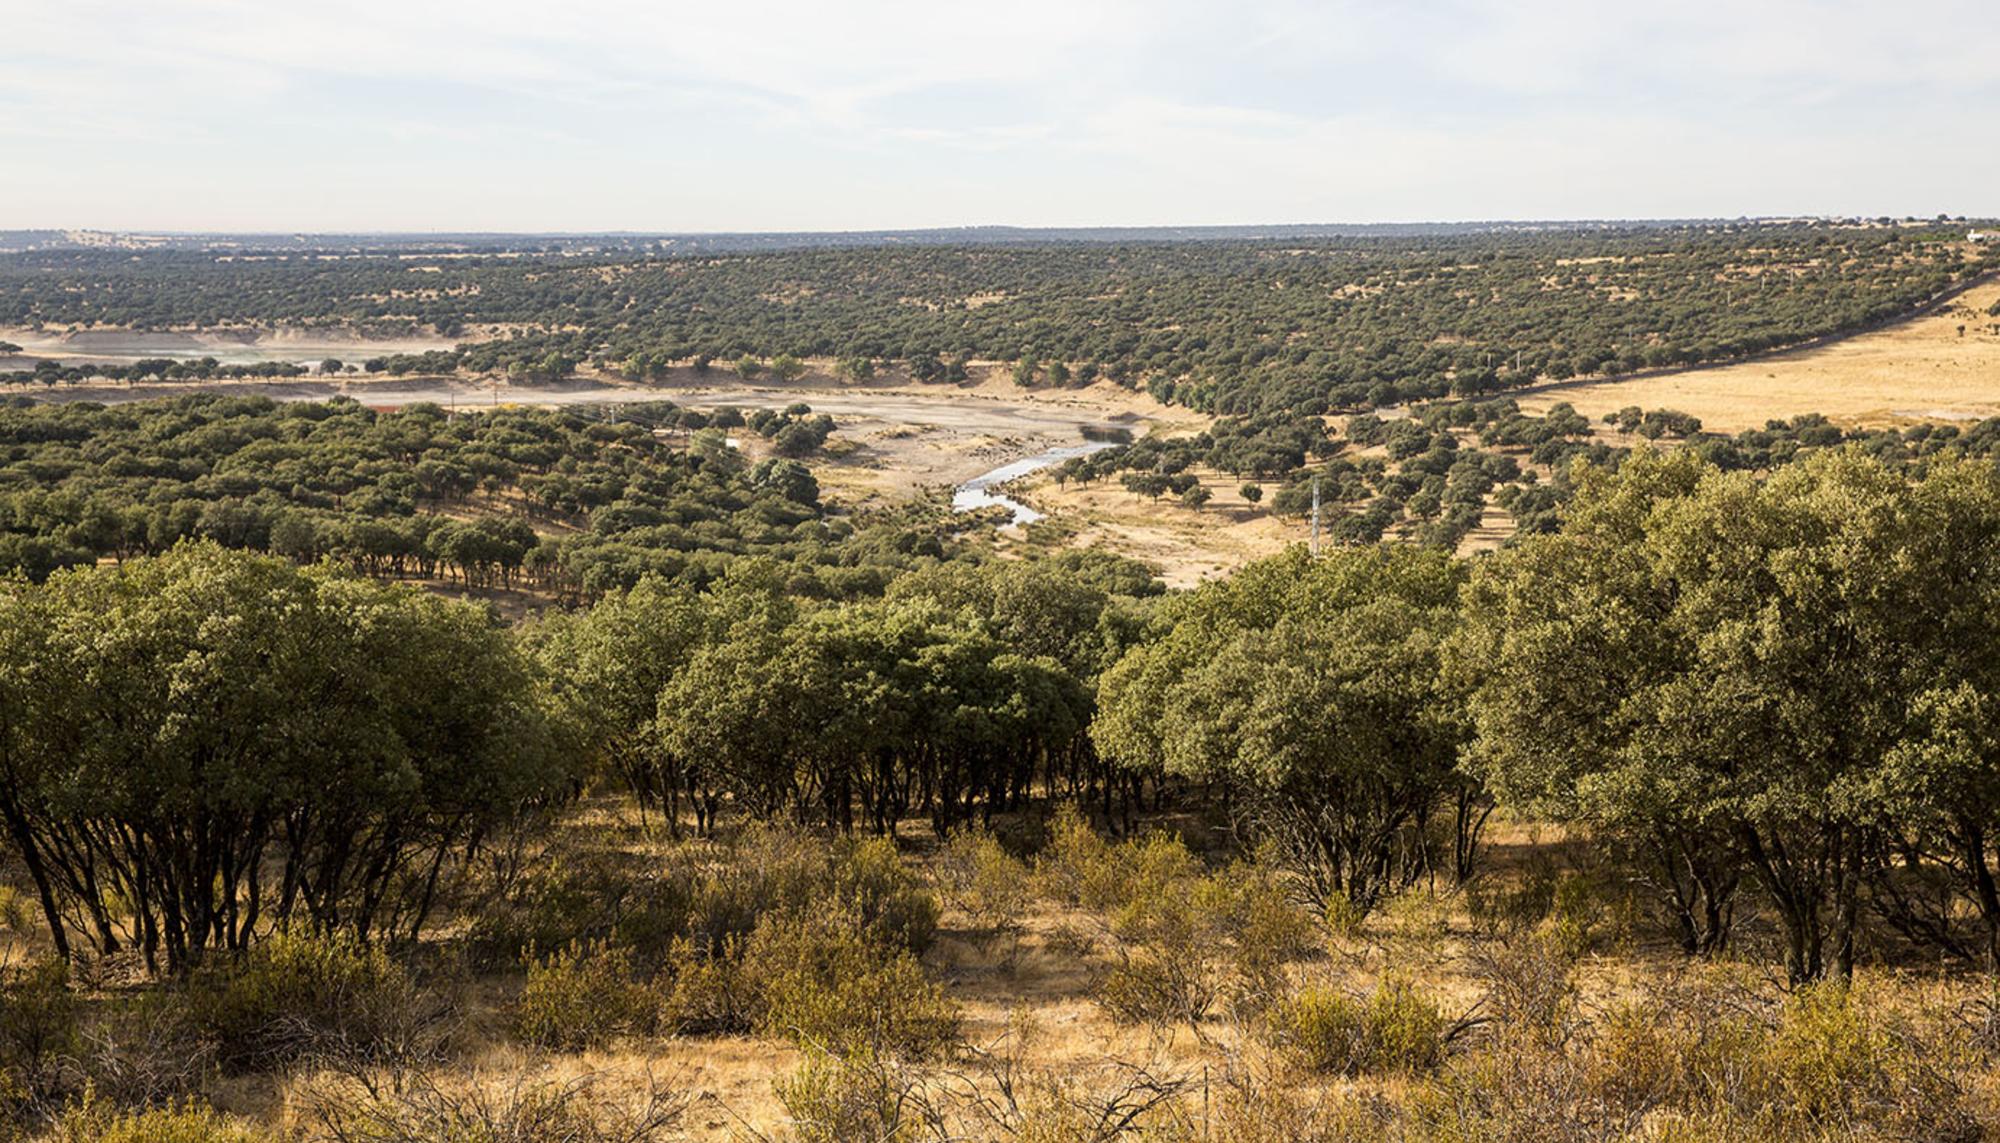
[1083,840,1313,1033]
[471,827,938,970]
[775,1048,918,1143]
[1265,979,1447,1075]
[0,956,79,1115]
[43,1097,268,1143]
[512,941,653,1052]
[744,915,959,1059]
[655,936,755,1036]
[190,932,426,1073]
[933,830,1031,945]
[466,848,649,964]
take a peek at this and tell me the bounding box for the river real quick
[952,441,1115,526]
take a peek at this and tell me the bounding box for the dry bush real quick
[73,993,215,1114]
[931,831,1031,950]
[1050,823,1311,1035]
[744,913,959,1059]
[295,1061,695,1143]
[1467,928,1581,1049]
[773,1048,923,1143]
[1419,972,1985,1143]
[512,941,655,1052]
[0,956,81,1124]
[189,932,440,1073]
[1262,977,1450,1076]
[771,1017,1197,1143]
[39,1096,268,1143]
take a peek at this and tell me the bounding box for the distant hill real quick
[11,217,1977,257]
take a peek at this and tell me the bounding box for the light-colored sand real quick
[1018,469,1301,589]
[1517,278,2000,432]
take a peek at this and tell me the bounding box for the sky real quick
[2,0,1996,232]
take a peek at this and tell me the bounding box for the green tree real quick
[1095,546,1475,915]
[1456,449,2000,979]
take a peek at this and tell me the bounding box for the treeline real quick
[0,543,1164,974]
[13,445,2000,989]
[2,228,1982,412]
[0,395,887,596]
[0,546,562,973]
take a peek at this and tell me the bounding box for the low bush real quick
[296,1062,695,1143]
[512,942,653,1052]
[1050,816,1313,1034]
[655,936,756,1037]
[1264,979,1449,1075]
[471,826,938,970]
[745,914,959,1059]
[190,932,431,1072]
[41,1097,268,1143]
[774,1048,919,1143]
[0,956,80,1119]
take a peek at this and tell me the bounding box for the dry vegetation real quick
[9,804,2000,1143]
[1520,276,2000,431]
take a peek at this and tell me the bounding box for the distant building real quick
[1971,229,1999,243]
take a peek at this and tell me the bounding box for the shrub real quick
[512,942,653,1052]
[0,956,80,1115]
[1470,929,1580,1047]
[296,1062,694,1143]
[42,1097,268,1143]
[932,830,1031,944]
[655,936,755,1037]
[744,915,959,1059]
[466,846,658,965]
[1064,826,1312,1034]
[1265,979,1447,1075]
[774,1048,920,1143]
[190,932,429,1072]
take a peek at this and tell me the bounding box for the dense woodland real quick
[4,225,1988,411]
[8,227,2000,1140]
[0,395,907,595]
[8,446,2000,1139]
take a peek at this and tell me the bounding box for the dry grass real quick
[1519,277,2000,432]
[1014,468,1299,589]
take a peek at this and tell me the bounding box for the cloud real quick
[0,0,1993,229]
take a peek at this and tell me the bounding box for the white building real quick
[1971,229,1998,243]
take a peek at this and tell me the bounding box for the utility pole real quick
[1310,475,1322,559]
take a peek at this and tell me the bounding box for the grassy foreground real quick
[4,801,1998,1143]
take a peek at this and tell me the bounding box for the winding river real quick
[952,441,1116,526]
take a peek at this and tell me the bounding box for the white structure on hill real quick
[1971,229,1998,243]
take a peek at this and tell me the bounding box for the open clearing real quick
[1015,471,1301,589]
[1517,277,2000,431]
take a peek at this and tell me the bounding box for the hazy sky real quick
[3,0,1996,232]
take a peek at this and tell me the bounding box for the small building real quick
[1971,229,1998,243]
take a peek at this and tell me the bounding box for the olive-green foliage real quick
[744,914,959,1058]
[0,393,880,597]
[470,827,938,968]
[1455,448,2000,978]
[1264,979,1448,1076]
[1036,808,1314,1032]
[1093,546,1472,917]
[0,545,564,973]
[190,932,428,1073]
[0,957,79,1122]
[41,1098,269,1143]
[931,830,1032,943]
[512,942,654,1052]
